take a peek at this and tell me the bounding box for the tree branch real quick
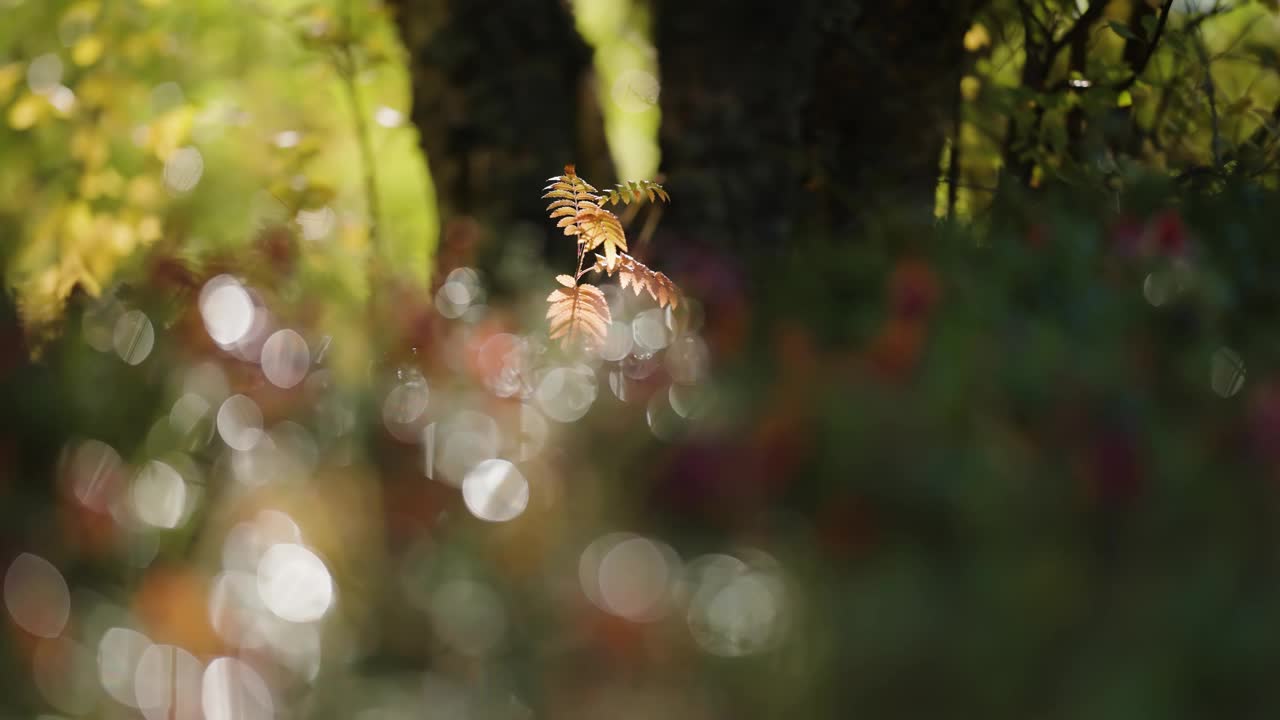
[1049,0,1110,56]
[1019,0,1053,43]
[947,117,962,219]
[338,0,384,277]
[1114,0,1175,92]
[1246,102,1280,150]
[1065,7,1093,159]
[1015,0,1045,52]
[1042,0,1176,94]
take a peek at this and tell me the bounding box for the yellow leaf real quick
[543,165,601,244]
[107,221,135,254]
[341,222,368,251]
[33,252,101,307]
[127,176,161,208]
[70,255,103,297]
[64,202,94,241]
[964,23,991,52]
[1117,90,1133,108]
[149,107,195,159]
[961,76,981,102]
[576,206,627,259]
[0,63,22,103]
[546,283,610,350]
[79,168,123,199]
[137,215,162,244]
[8,93,46,130]
[72,35,104,66]
[604,239,618,270]
[83,239,116,281]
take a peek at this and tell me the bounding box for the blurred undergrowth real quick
[10,1,1280,718]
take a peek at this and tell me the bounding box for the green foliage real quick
[946,0,1280,218]
[0,0,437,338]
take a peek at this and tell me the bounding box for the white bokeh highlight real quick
[256,543,333,623]
[217,394,264,451]
[135,644,203,720]
[202,657,275,720]
[200,276,255,346]
[462,459,529,522]
[97,627,152,707]
[580,534,678,622]
[4,553,70,638]
[131,460,188,529]
[260,329,310,388]
[113,310,155,365]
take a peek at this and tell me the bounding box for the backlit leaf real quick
[546,282,611,350]
[593,252,680,309]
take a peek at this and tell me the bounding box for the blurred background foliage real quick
[0,0,437,338]
[950,0,1280,216]
[6,0,1280,719]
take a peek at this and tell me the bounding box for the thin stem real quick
[338,0,383,277]
[343,70,382,253]
[947,67,963,219]
[634,204,663,256]
[568,239,587,344]
[573,238,587,280]
[617,200,642,228]
[1194,29,1222,168]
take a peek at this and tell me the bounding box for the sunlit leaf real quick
[8,93,46,130]
[577,206,627,263]
[593,252,679,309]
[72,35,104,67]
[600,179,670,207]
[964,23,990,52]
[546,282,611,350]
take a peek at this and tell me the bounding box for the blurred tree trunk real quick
[391,1,979,256]
[388,0,599,230]
[652,0,981,250]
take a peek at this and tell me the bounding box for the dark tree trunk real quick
[388,0,596,230]
[652,0,978,251]
[391,1,978,261]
